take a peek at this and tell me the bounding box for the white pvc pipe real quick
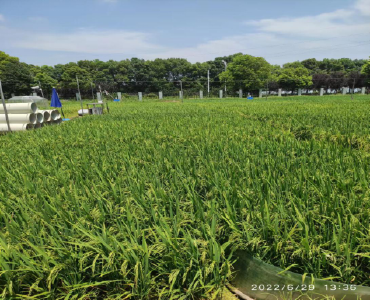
[0,113,36,124]
[0,103,38,114]
[0,123,34,131]
[39,110,51,122]
[36,113,44,123]
[44,111,50,121]
[53,110,60,120]
[46,110,60,120]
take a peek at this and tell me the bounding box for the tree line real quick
[0,50,369,99]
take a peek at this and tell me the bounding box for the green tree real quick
[278,66,313,92]
[301,58,319,74]
[361,57,370,78]
[0,51,32,97]
[219,54,271,93]
[60,63,92,89]
[33,72,58,97]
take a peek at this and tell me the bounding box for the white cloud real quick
[143,1,370,64]
[0,28,164,55]
[355,0,370,15]
[0,14,5,22]
[0,0,369,66]
[244,9,365,38]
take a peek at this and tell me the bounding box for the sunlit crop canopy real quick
[8,96,48,105]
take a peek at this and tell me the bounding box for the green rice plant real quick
[0,95,369,299]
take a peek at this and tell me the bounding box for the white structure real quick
[0,103,37,113]
[38,110,50,122]
[342,87,347,95]
[0,103,61,132]
[219,90,223,98]
[320,88,324,96]
[239,89,243,98]
[159,91,163,99]
[259,89,263,98]
[362,87,366,95]
[36,113,44,123]
[0,124,34,131]
[8,96,47,104]
[199,90,203,99]
[117,92,122,100]
[97,92,102,101]
[138,92,143,101]
[298,88,302,96]
[0,113,36,124]
[278,89,282,97]
[76,93,81,101]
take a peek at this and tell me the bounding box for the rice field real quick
[0,95,369,299]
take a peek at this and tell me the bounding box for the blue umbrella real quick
[51,88,69,120]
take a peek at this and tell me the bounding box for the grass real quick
[0,94,369,299]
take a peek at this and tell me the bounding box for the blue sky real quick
[0,0,369,66]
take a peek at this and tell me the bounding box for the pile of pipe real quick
[0,103,62,132]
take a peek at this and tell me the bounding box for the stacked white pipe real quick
[0,103,62,132]
[43,109,61,125]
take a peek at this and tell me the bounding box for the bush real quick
[146,93,158,99]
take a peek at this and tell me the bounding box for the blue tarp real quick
[51,88,62,108]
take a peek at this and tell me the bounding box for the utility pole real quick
[99,85,103,100]
[207,69,210,98]
[91,82,95,100]
[180,80,183,103]
[0,80,11,132]
[351,78,355,100]
[222,60,227,96]
[76,75,84,115]
[38,81,44,98]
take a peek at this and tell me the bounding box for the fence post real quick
[138,92,142,101]
[199,90,203,99]
[320,88,324,96]
[219,90,223,98]
[159,91,163,99]
[239,89,243,98]
[278,89,282,97]
[298,88,302,96]
[361,87,366,95]
[97,92,102,102]
[0,80,11,132]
